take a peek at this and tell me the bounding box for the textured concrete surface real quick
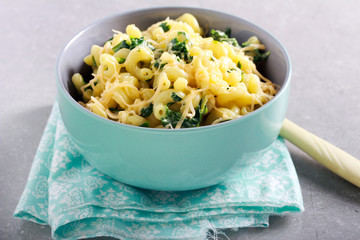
[1,0,360,239]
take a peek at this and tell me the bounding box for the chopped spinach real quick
[227,68,237,73]
[154,61,159,68]
[139,121,150,127]
[171,92,182,102]
[154,59,167,69]
[84,85,92,91]
[241,37,271,63]
[161,98,208,128]
[129,37,144,50]
[171,38,187,53]
[160,22,171,32]
[182,98,208,128]
[180,118,198,128]
[112,40,130,52]
[241,40,251,47]
[109,107,120,114]
[115,57,126,63]
[209,29,239,47]
[253,49,271,62]
[225,27,231,37]
[224,38,239,47]
[177,31,189,41]
[169,38,192,63]
[210,29,228,41]
[112,37,154,52]
[92,55,97,67]
[83,80,98,91]
[237,61,242,69]
[146,42,156,51]
[129,37,155,51]
[161,106,182,128]
[140,103,153,117]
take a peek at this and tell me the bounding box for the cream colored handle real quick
[280,118,360,188]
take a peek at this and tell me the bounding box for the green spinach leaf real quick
[171,92,182,102]
[140,103,153,117]
[160,22,171,32]
[210,29,239,47]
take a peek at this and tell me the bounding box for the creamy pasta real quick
[72,13,277,129]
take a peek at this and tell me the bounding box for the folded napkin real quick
[14,102,303,240]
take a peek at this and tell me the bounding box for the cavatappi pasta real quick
[72,13,277,129]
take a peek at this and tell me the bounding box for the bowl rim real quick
[56,6,292,133]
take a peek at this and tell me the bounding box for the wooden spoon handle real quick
[280,118,360,188]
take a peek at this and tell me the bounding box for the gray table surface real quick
[1,0,360,239]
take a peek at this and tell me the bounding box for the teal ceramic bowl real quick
[56,7,291,191]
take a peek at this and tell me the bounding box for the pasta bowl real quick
[56,7,291,191]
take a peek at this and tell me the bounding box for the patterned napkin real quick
[14,102,303,240]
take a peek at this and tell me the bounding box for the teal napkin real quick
[14,102,303,240]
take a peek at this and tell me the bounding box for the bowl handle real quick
[280,118,360,188]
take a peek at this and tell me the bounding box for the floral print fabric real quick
[14,103,303,239]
